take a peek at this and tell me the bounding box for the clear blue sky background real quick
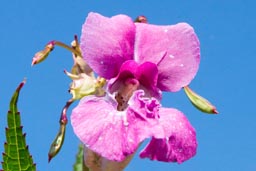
[0,0,255,171]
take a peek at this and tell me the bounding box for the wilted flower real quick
[71,12,200,168]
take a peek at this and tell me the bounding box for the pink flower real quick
[71,12,200,164]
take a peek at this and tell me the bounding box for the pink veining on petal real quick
[80,12,136,79]
[139,107,197,163]
[135,22,200,92]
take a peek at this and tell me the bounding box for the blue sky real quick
[0,0,255,170]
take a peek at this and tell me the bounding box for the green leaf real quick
[73,144,89,171]
[1,80,36,171]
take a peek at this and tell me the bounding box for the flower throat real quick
[115,78,139,111]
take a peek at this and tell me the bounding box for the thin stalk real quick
[53,41,82,57]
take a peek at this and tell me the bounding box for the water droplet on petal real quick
[128,138,134,143]
[169,55,175,59]
[124,121,129,126]
[179,122,184,127]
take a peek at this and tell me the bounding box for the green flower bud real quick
[184,86,218,114]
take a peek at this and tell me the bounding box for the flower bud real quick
[134,15,148,23]
[31,41,54,66]
[184,86,218,114]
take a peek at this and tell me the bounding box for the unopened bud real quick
[134,15,148,23]
[31,41,54,66]
[184,86,218,114]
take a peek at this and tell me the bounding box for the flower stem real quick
[53,40,82,57]
[60,98,74,124]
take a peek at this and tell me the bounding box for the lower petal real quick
[71,95,136,161]
[71,91,163,161]
[139,108,197,163]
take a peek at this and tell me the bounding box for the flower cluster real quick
[71,12,200,165]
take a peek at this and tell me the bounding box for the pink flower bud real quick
[31,41,54,66]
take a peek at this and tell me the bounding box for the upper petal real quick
[108,60,161,99]
[108,60,139,94]
[136,62,160,98]
[80,12,136,79]
[139,107,197,163]
[134,23,200,92]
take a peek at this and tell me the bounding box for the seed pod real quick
[184,86,218,114]
[48,124,66,162]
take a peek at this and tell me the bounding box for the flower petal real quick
[108,60,161,99]
[136,62,160,98]
[108,60,139,94]
[80,12,135,79]
[71,90,162,161]
[135,23,200,92]
[139,108,197,163]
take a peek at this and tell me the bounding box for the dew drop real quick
[179,122,183,127]
[124,121,129,127]
[128,138,134,143]
[169,55,174,59]
[123,112,129,126]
